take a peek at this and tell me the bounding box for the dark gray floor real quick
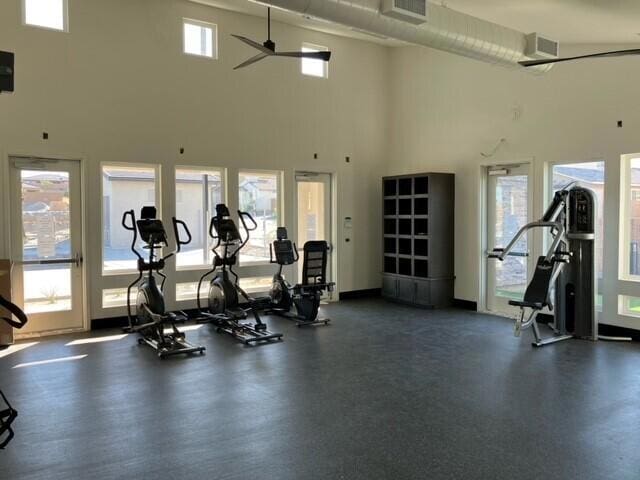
[1,298,640,480]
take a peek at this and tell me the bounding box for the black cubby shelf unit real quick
[381,173,455,308]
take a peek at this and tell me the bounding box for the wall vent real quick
[381,0,428,25]
[525,33,559,59]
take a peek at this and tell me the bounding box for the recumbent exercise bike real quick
[0,294,28,448]
[122,207,205,358]
[265,227,333,326]
[196,204,283,345]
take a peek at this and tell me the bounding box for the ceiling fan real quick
[232,7,332,70]
[520,48,640,67]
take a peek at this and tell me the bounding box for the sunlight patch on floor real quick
[12,354,88,369]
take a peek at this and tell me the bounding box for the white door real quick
[9,157,84,335]
[486,165,531,314]
[295,172,332,286]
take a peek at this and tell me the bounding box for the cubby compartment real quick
[414,259,429,278]
[384,199,396,216]
[384,179,397,197]
[415,176,429,194]
[414,197,428,215]
[399,219,411,235]
[399,198,412,215]
[398,178,412,196]
[414,218,428,236]
[414,239,428,257]
[384,218,396,235]
[384,256,397,274]
[384,237,397,254]
[398,258,412,276]
[399,238,411,255]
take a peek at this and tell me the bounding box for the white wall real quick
[388,44,640,328]
[0,0,389,320]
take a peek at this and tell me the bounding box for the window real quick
[102,164,158,273]
[23,0,67,31]
[301,43,328,78]
[238,171,281,264]
[183,19,216,58]
[175,167,224,269]
[551,161,604,310]
[621,155,640,279]
[102,288,132,309]
[619,295,640,318]
[176,282,209,302]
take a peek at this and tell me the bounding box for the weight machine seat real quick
[508,256,554,312]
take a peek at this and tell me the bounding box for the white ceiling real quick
[443,0,640,44]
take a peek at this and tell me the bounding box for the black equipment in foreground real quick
[232,7,331,70]
[0,294,28,448]
[489,184,627,346]
[265,227,333,327]
[122,207,205,358]
[196,204,283,345]
[0,51,14,93]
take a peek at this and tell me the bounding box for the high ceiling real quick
[444,0,640,44]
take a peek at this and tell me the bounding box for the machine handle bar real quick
[172,218,192,253]
[122,209,143,262]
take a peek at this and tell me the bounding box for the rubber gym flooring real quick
[1,298,639,480]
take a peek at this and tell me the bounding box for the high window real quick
[238,171,282,264]
[23,0,68,31]
[175,167,225,269]
[183,19,217,58]
[102,164,159,273]
[301,42,328,78]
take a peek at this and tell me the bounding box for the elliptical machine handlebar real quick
[0,295,28,330]
[171,218,192,254]
[122,209,143,262]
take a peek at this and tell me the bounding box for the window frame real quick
[100,162,161,276]
[619,154,640,282]
[174,165,227,271]
[182,18,218,59]
[301,42,329,79]
[237,169,284,267]
[22,0,69,32]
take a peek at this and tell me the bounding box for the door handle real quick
[18,252,83,267]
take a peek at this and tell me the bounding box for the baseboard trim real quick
[453,299,477,311]
[339,288,382,300]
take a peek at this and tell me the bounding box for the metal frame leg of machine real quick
[0,390,17,449]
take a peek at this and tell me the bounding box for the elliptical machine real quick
[196,204,283,345]
[266,227,333,326]
[0,294,28,448]
[122,207,205,358]
[489,184,598,347]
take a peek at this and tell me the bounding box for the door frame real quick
[293,170,338,299]
[3,150,88,336]
[478,159,534,314]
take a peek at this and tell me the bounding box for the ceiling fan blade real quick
[231,34,274,55]
[520,48,640,67]
[233,53,269,70]
[275,51,332,61]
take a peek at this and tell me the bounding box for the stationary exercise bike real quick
[266,227,333,326]
[196,204,283,344]
[122,207,205,358]
[0,294,28,449]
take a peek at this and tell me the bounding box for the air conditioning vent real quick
[525,33,559,59]
[381,0,428,25]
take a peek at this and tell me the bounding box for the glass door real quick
[486,165,531,313]
[295,172,332,287]
[9,158,84,335]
